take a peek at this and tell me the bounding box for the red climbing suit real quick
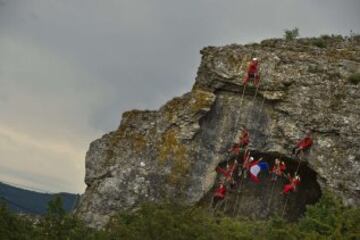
[216,161,238,182]
[296,136,313,150]
[283,176,301,194]
[243,59,260,86]
[271,161,286,176]
[214,184,227,199]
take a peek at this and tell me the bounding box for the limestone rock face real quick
[76,36,360,228]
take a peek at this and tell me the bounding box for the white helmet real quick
[252,57,258,61]
[250,157,254,162]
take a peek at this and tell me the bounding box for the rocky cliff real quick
[76,36,360,228]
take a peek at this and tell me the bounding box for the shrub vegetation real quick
[284,28,299,41]
[0,192,359,239]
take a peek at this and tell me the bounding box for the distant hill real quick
[0,182,79,215]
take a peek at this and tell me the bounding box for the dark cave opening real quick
[200,151,322,221]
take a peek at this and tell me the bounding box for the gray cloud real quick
[0,0,359,193]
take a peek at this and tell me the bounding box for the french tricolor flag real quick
[249,160,269,183]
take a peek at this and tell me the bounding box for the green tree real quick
[299,191,360,239]
[38,195,100,240]
[284,27,299,41]
[0,202,36,240]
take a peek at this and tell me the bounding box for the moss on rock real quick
[158,128,189,186]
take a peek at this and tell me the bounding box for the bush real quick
[299,191,360,239]
[312,39,327,48]
[0,203,36,240]
[0,192,359,239]
[284,28,299,41]
[320,34,331,40]
[106,203,221,240]
[348,72,360,85]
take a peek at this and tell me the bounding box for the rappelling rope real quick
[266,158,281,211]
[235,60,261,131]
[255,69,269,125]
[235,162,249,216]
[257,97,265,121]
[223,194,231,213]
[208,194,215,211]
[295,152,304,174]
[267,179,277,210]
[232,192,240,217]
[213,196,226,215]
[239,84,247,108]
[232,75,249,142]
[232,158,246,216]
[281,194,289,218]
[233,174,244,216]
[244,77,262,127]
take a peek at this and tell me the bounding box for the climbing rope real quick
[212,196,226,215]
[223,194,231,213]
[266,174,279,211]
[281,194,289,218]
[256,96,266,126]
[266,156,280,212]
[231,165,245,216]
[246,62,272,127]
[234,164,249,216]
[244,80,262,127]
[295,152,304,174]
[239,84,247,108]
[233,174,244,216]
[208,194,215,210]
[232,192,240,217]
[232,85,248,142]
[235,60,261,131]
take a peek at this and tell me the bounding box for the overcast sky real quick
[0,0,359,193]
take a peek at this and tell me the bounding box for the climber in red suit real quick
[216,160,238,184]
[243,58,260,87]
[282,174,301,194]
[292,130,313,157]
[213,182,227,205]
[270,158,286,181]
